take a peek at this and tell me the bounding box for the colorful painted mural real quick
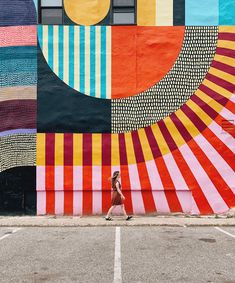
[0,0,234,215]
[0,1,37,213]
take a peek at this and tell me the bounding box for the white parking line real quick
[215,227,235,239]
[0,228,22,241]
[113,227,122,283]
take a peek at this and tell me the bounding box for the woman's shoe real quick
[126,215,133,221]
[105,216,112,221]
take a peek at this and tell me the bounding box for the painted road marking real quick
[113,227,122,283]
[0,228,22,241]
[215,227,235,239]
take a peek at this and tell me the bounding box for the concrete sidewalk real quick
[0,215,235,227]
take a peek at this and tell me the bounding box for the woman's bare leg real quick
[121,204,128,218]
[106,205,116,218]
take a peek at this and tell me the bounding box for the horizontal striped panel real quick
[1,134,36,173]
[0,46,37,87]
[0,26,36,47]
[0,100,36,132]
[0,86,36,101]
[38,25,111,99]
[0,128,36,137]
[0,0,37,26]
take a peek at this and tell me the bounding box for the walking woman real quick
[105,171,132,221]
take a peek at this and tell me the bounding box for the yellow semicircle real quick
[64,0,111,26]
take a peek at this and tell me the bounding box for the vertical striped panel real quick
[73,166,83,215]
[83,134,92,166]
[83,134,92,214]
[92,166,102,214]
[38,25,43,50]
[101,26,107,99]
[55,133,64,166]
[145,127,161,158]
[173,0,185,25]
[155,157,182,212]
[92,134,102,166]
[152,191,170,213]
[145,159,164,190]
[138,128,154,161]
[111,134,120,166]
[137,0,156,26]
[48,26,54,70]
[80,26,85,93]
[64,166,73,214]
[64,134,73,166]
[39,26,111,98]
[131,131,145,163]
[73,134,83,166]
[55,191,64,215]
[74,27,80,90]
[128,164,145,214]
[58,25,64,80]
[156,0,173,26]
[95,26,101,98]
[69,25,75,88]
[55,165,64,215]
[101,165,112,213]
[163,153,191,213]
[37,133,45,166]
[46,134,55,166]
[63,26,69,85]
[55,166,64,191]
[163,153,189,190]
[119,133,128,165]
[102,135,111,214]
[106,27,111,99]
[46,166,55,214]
[151,124,169,155]
[37,191,46,215]
[37,166,45,191]
[42,26,48,61]
[120,165,133,214]
[136,162,156,212]
[53,25,59,75]
[124,132,136,164]
[85,26,90,96]
[90,26,96,97]
[102,134,111,165]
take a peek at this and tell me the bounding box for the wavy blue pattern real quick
[0,46,37,87]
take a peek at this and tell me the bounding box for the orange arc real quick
[111,26,185,99]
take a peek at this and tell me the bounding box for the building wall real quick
[0,0,234,215]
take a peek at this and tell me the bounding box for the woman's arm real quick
[116,182,125,199]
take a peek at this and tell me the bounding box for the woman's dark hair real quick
[110,171,119,188]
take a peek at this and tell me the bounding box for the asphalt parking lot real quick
[0,227,234,283]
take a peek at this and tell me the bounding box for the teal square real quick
[219,0,235,25]
[185,0,219,26]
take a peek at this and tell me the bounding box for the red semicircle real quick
[111,26,185,99]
